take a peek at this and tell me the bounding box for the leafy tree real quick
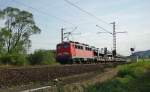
[0,7,41,54]
[0,7,41,65]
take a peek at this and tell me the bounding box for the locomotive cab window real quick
[89,48,92,51]
[80,46,83,49]
[75,45,83,50]
[63,43,69,48]
[75,45,78,49]
[85,47,92,51]
[79,46,83,50]
[57,45,61,49]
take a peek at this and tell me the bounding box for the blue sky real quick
[0,0,150,55]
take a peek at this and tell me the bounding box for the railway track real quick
[0,62,127,89]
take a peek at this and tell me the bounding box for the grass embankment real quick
[86,61,150,92]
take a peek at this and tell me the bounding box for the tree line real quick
[0,7,56,65]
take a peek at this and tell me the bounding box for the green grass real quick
[86,61,150,92]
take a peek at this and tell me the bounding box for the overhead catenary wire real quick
[1,0,50,25]
[0,0,3,7]
[64,0,111,26]
[96,25,112,35]
[12,0,116,46]
[13,0,75,25]
[0,0,13,8]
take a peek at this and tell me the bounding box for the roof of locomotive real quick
[57,41,125,57]
[58,41,90,46]
[58,41,102,50]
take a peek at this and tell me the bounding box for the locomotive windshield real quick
[57,44,61,49]
[64,43,69,48]
[57,43,70,49]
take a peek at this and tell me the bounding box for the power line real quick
[0,0,3,7]
[0,0,10,8]
[13,0,74,25]
[64,0,111,26]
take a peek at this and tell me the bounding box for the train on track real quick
[56,41,126,64]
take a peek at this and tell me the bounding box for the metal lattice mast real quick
[111,22,117,56]
[61,28,65,43]
[96,21,127,58]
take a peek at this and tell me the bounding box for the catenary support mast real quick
[111,22,117,57]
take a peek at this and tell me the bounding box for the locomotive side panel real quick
[71,44,94,63]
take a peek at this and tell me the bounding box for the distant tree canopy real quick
[0,7,41,54]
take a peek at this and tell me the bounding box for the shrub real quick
[118,61,150,78]
[86,79,128,92]
[116,75,134,84]
[117,65,133,77]
[0,53,28,65]
[28,49,56,65]
[86,61,150,92]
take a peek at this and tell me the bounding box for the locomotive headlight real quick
[63,52,70,55]
[57,53,62,56]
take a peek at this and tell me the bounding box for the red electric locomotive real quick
[56,41,95,64]
[56,41,126,64]
[56,41,127,64]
